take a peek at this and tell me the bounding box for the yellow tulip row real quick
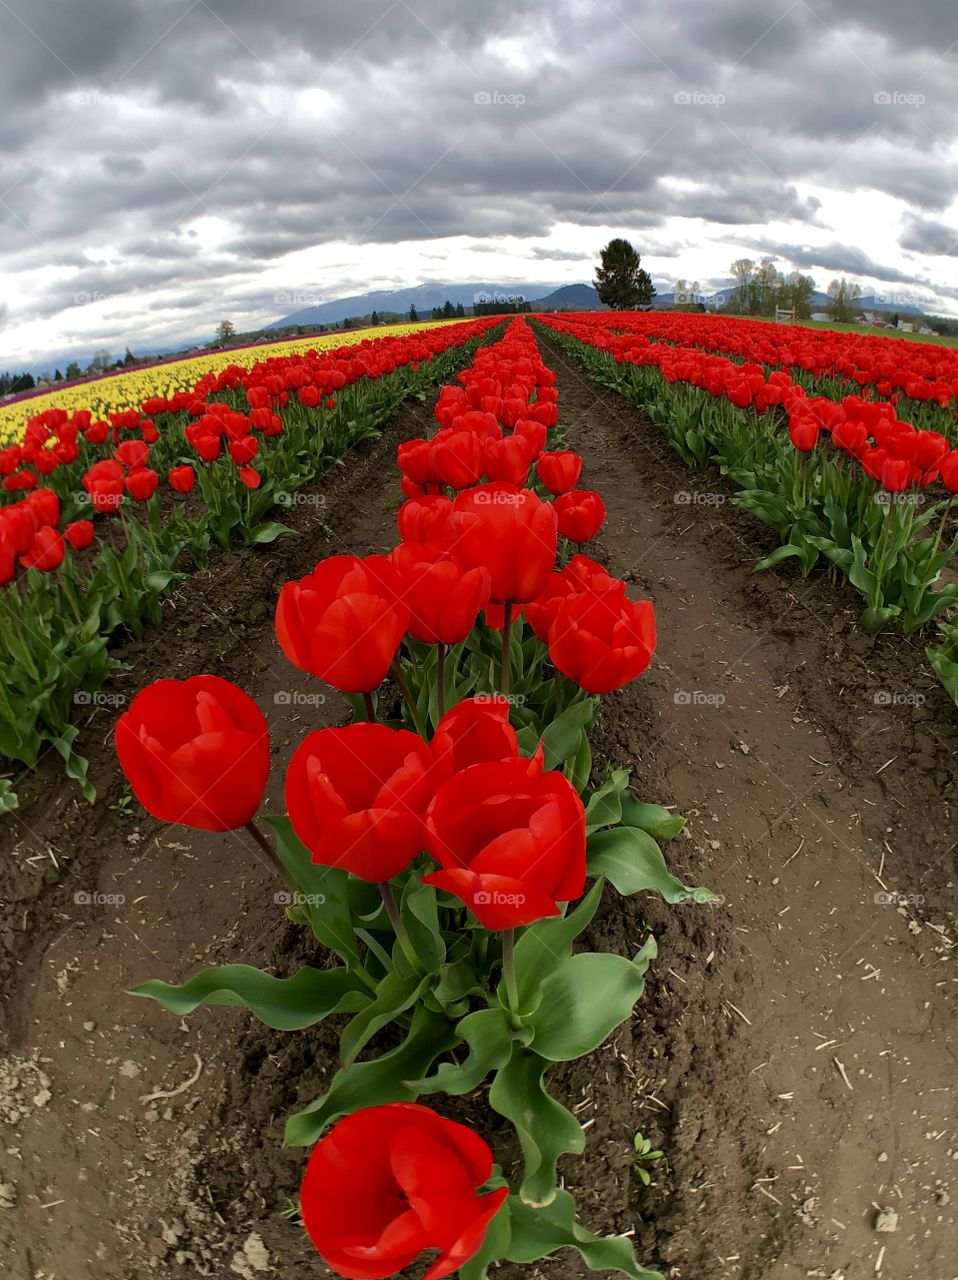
[0,319,467,444]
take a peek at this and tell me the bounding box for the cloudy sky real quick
[2,0,957,368]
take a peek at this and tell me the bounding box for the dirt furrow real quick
[536,328,957,1280]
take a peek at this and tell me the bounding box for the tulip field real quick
[0,318,502,813]
[3,311,956,1280]
[536,312,958,700]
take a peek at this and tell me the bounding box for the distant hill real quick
[532,283,608,311]
[270,281,566,329]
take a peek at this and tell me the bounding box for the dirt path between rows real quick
[535,328,957,1280]
[0,339,955,1280]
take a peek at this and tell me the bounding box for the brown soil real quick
[1,339,956,1280]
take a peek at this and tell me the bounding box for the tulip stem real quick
[362,692,377,723]
[436,644,446,719]
[389,659,427,737]
[378,881,418,969]
[501,929,522,1028]
[245,820,286,882]
[501,603,515,696]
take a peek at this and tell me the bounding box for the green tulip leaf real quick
[527,951,652,1062]
[618,796,686,841]
[407,1006,519,1095]
[587,825,712,903]
[489,1047,584,1207]
[506,1189,662,1279]
[513,877,605,1012]
[539,697,597,771]
[583,766,630,832]
[284,1006,458,1146]
[339,969,429,1068]
[130,964,369,1030]
[268,817,362,966]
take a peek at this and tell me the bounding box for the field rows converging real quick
[1,315,955,1280]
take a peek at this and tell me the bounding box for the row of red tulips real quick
[537,314,958,699]
[592,310,958,431]
[118,317,700,1278]
[0,321,502,815]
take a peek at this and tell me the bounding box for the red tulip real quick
[423,753,586,928]
[390,543,491,645]
[880,458,911,493]
[300,1103,508,1280]
[397,495,453,545]
[554,490,606,543]
[25,487,60,527]
[239,466,261,489]
[431,429,483,490]
[19,526,65,573]
[482,434,533,486]
[536,450,582,495]
[0,538,14,585]
[521,573,577,643]
[275,555,409,693]
[452,483,557,604]
[430,695,519,776]
[64,520,95,550]
[229,435,259,466]
[116,440,149,469]
[126,467,159,501]
[549,589,656,694]
[561,554,625,595]
[115,676,269,831]
[286,724,434,881]
[397,439,438,487]
[788,417,819,452]
[169,465,196,494]
[940,451,958,493]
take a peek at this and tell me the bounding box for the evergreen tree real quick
[594,238,656,309]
